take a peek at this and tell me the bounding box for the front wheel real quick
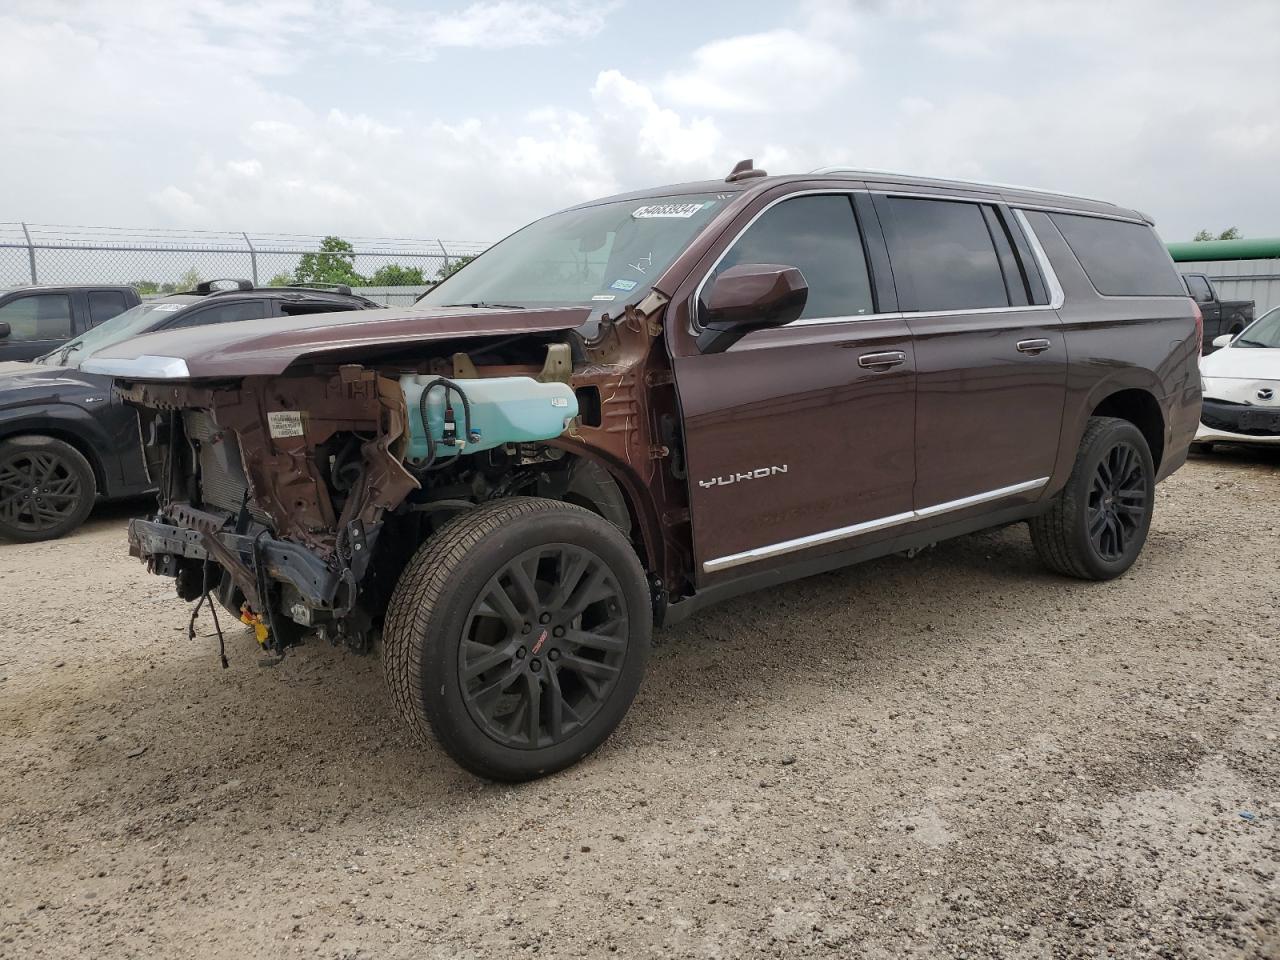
[1030,417,1155,581]
[0,435,97,543]
[382,497,651,781]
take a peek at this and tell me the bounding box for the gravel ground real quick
[1,450,1278,959]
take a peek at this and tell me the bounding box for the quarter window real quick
[0,294,72,341]
[706,194,874,321]
[1049,213,1184,297]
[883,198,1010,312]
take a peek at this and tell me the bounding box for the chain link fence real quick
[0,223,491,306]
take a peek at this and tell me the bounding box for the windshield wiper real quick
[56,339,84,365]
[441,302,526,310]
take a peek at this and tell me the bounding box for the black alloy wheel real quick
[1086,439,1149,562]
[459,544,630,750]
[0,436,96,542]
[1029,416,1156,581]
[382,497,651,782]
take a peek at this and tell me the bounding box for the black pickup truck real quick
[1182,273,1254,353]
[0,284,141,362]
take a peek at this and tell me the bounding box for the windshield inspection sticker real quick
[632,202,705,219]
[591,294,616,301]
[151,303,185,312]
[267,410,305,439]
[610,279,638,292]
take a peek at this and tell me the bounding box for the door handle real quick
[1016,339,1052,355]
[857,350,906,370]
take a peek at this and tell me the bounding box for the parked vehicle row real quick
[0,283,379,542]
[1181,272,1254,353]
[0,284,140,362]
[1196,304,1280,449]
[71,163,1201,781]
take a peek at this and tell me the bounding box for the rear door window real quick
[1184,274,1213,303]
[0,294,72,340]
[705,194,875,321]
[88,290,129,326]
[882,198,1011,312]
[1049,213,1184,296]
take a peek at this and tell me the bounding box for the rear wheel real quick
[382,497,651,781]
[1030,417,1155,581]
[0,435,97,543]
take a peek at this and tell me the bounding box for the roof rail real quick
[193,278,253,293]
[807,165,1117,206]
[287,282,353,296]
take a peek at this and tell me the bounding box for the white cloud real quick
[420,1,614,48]
[661,29,856,113]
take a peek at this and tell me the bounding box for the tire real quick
[0,435,97,543]
[382,497,651,781]
[1029,417,1155,581]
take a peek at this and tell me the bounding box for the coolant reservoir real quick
[399,375,579,464]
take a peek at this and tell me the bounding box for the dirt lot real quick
[1,450,1278,960]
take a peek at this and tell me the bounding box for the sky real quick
[2,0,1278,244]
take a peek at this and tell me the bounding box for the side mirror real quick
[0,321,10,340]
[1212,333,1233,349]
[696,263,808,353]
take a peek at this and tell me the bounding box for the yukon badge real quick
[698,464,789,489]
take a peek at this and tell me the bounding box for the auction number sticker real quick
[632,202,706,219]
[267,410,305,438]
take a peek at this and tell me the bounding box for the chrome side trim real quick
[1013,208,1066,309]
[702,510,916,573]
[702,476,1050,573]
[81,355,192,379]
[913,476,1049,519]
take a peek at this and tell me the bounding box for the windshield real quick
[417,193,730,323]
[1232,306,1280,349]
[38,297,198,366]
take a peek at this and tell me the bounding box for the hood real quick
[0,361,110,410]
[1200,346,1280,381]
[80,304,590,380]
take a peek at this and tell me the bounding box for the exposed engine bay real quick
[118,299,690,657]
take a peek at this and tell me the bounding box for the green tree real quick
[293,236,366,286]
[436,254,477,280]
[130,280,161,296]
[1194,227,1242,241]
[173,266,202,292]
[368,264,427,286]
[267,272,294,287]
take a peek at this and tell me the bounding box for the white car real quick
[1197,305,1280,448]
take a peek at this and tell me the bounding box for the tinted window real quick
[884,198,1010,311]
[1184,274,1213,302]
[708,194,874,321]
[170,300,269,329]
[0,294,72,341]
[88,290,129,325]
[1050,213,1184,297]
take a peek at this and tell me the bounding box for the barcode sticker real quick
[267,410,304,438]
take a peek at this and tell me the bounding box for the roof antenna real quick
[725,159,767,183]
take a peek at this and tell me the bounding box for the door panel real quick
[676,317,915,577]
[905,310,1066,508]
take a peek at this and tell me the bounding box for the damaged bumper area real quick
[129,513,357,615]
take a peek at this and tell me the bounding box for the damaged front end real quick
[118,297,688,658]
[125,364,424,652]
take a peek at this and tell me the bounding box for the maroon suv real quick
[83,163,1202,781]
